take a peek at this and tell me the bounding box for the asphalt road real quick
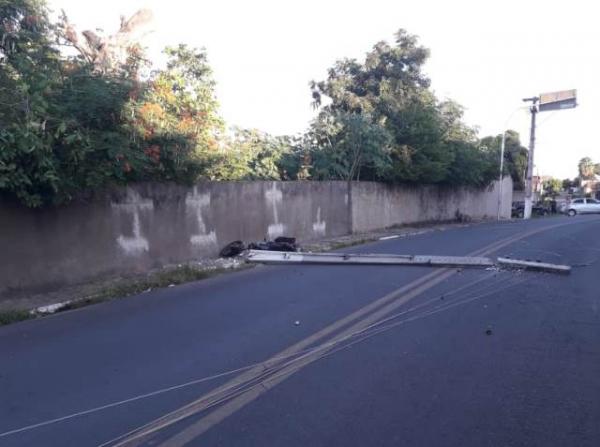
[1,216,599,447]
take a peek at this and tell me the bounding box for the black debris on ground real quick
[220,236,299,257]
[219,240,246,258]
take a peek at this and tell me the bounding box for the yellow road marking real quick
[113,220,582,447]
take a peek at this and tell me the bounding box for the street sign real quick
[538,89,577,112]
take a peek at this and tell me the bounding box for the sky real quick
[48,0,599,179]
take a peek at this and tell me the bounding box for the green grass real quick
[59,265,243,312]
[0,264,250,326]
[386,218,465,230]
[0,309,35,326]
[327,238,373,251]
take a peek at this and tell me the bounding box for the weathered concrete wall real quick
[351,176,513,233]
[0,181,349,300]
[512,190,540,204]
[0,178,511,301]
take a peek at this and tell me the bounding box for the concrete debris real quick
[32,301,72,315]
[294,320,301,326]
[496,257,570,274]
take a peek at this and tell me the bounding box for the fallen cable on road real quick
[104,273,528,447]
[245,250,571,274]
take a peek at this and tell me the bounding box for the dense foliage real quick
[479,130,529,190]
[0,1,220,206]
[1,2,520,207]
[542,178,562,198]
[304,30,501,187]
[578,157,599,180]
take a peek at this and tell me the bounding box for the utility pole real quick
[523,96,539,219]
[519,89,576,219]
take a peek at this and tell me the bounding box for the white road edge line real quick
[378,235,399,240]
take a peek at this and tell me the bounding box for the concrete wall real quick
[512,190,539,204]
[0,178,511,301]
[351,176,513,232]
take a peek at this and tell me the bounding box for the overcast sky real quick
[48,0,599,179]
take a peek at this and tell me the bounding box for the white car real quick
[566,198,600,216]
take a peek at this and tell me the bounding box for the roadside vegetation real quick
[0,309,34,325]
[0,263,244,326]
[0,0,534,208]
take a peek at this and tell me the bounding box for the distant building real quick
[580,175,600,196]
[513,175,543,203]
[532,175,544,195]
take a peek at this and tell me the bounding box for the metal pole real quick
[497,131,506,220]
[523,97,538,219]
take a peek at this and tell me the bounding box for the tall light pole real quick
[497,107,527,220]
[497,132,507,220]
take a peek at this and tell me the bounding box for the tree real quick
[578,157,596,180]
[0,0,78,206]
[276,135,311,180]
[0,1,159,206]
[0,2,222,206]
[309,29,496,187]
[126,44,223,182]
[381,91,453,183]
[242,130,293,180]
[1,0,57,126]
[310,29,430,116]
[57,8,153,75]
[1,10,511,207]
[444,141,497,187]
[308,112,392,181]
[543,178,562,198]
[202,128,293,181]
[479,130,528,190]
[562,178,575,190]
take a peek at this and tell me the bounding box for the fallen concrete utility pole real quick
[246,251,494,267]
[496,257,571,274]
[245,250,571,275]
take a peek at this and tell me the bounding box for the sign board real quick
[538,89,577,112]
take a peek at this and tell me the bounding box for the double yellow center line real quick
[114,220,579,447]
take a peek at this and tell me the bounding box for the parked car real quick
[566,198,600,216]
[511,201,550,218]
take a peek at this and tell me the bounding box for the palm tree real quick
[578,157,596,180]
